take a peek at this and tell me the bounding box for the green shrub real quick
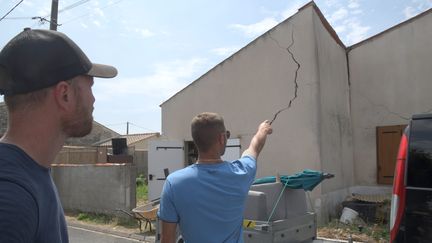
[136,173,146,186]
[136,183,148,203]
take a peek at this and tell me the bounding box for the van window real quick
[407,119,432,188]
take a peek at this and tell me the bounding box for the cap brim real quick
[87,63,118,78]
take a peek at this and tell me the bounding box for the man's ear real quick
[218,132,225,145]
[53,81,74,111]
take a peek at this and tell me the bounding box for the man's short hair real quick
[191,112,226,153]
[4,76,80,113]
[4,86,50,113]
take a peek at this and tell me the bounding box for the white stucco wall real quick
[161,6,323,179]
[310,8,354,220]
[312,9,354,194]
[349,10,432,185]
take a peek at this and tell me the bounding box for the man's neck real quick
[197,151,223,164]
[196,157,223,164]
[2,114,65,168]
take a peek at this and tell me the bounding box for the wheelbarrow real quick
[117,199,160,232]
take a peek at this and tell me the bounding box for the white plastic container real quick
[340,207,359,224]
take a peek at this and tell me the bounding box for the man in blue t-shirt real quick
[158,112,272,243]
[0,28,117,242]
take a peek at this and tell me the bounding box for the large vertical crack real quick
[268,29,300,124]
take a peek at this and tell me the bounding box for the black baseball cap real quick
[0,28,117,96]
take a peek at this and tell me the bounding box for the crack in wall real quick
[354,92,410,121]
[268,29,300,125]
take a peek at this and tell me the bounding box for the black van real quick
[390,113,432,242]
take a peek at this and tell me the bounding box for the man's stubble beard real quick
[62,98,93,138]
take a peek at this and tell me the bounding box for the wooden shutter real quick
[376,125,407,184]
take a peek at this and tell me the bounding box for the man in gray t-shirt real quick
[0,28,117,242]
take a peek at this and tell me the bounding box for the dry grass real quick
[318,219,389,243]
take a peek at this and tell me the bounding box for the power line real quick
[32,0,90,28]
[128,122,158,133]
[0,0,24,22]
[31,16,62,27]
[58,0,90,14]
[4,0,90,26]
[105,122,127,127]
[2,0,125,27]
[3,16,31,20]
[61,0,125,25]
[41,0,91,19]
[105,122,158,133]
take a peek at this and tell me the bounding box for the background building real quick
[158,2,432,222]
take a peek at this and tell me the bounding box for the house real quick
[64,121,119,146]
[95,132,160,176]
[159,2,432,222]
[0,102,119,146]
[95,132,160,150]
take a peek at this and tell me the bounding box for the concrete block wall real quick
[51,163,136,215]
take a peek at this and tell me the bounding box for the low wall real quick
[314,185,392,225]
[51,163,136,215]
[54,146,107,164]
[54,147,148,180]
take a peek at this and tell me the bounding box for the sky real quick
[0,0,431,135]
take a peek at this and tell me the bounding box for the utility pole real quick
[126,122,129,135]
[50,0,59,30]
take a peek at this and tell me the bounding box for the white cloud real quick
[404,0,432,19]
[91,0,101,8]
[37,6,51,17]
[344,19,371,45]
[232,1,303,39]
[324,0,338,7]
[328,8,349,24]
[413,0,432,8]
[94,8,105,17]
[351,9,363,15]
[321,0,368,45]
[334,25,346,33]
[348,0,360,9]
[120,20,156,39]
[259,6,279,18]
[160,31,171,36]
[93,20,101,27]
[21,1,34,8]
[95,58,209,102]
[230,17,279,38]
[281,1,304,19]
[134,28,155,38]
[211,46,241,56]
[403,6,417,18]
[80,22,89,29]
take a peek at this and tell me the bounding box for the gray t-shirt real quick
[0,143,68,243]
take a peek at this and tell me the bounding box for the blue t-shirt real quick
[0,143,68,243]
[158,155,256,243]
